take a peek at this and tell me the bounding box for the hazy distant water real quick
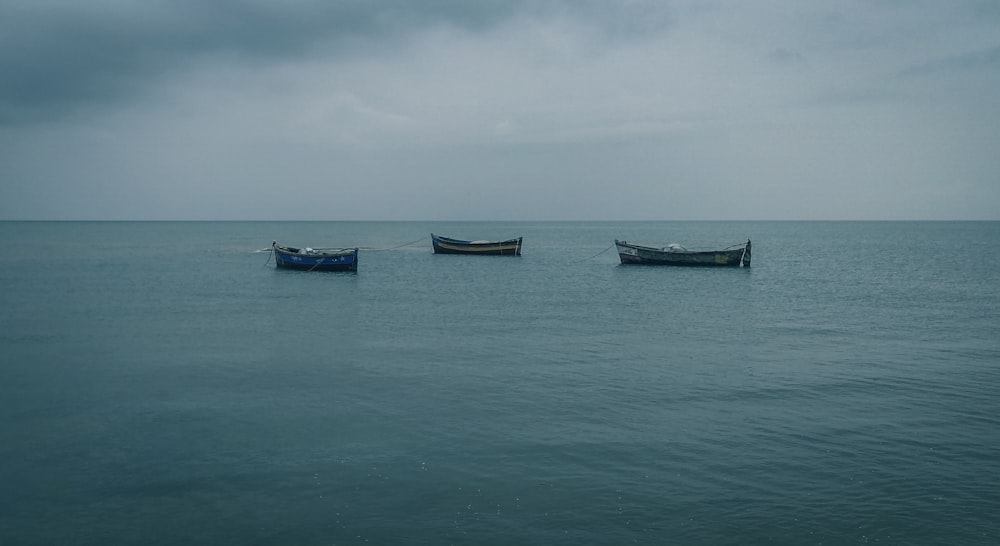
[1,221,998,545]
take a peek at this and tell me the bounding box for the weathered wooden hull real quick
[615,240,751,267]
[431,234,522,256]
[272,242,358,272]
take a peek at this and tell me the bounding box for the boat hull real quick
[272,243,359,272]
[431,234,522,256]
[615,240,751,267]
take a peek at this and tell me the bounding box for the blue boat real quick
[271,241,359,272]
[431,233,522,256]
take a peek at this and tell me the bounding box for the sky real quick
[1,0,998,221]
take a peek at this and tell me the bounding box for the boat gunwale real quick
[432,234,522,247]
[272,243,358,258]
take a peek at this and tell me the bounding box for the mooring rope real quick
[573,243,616,263]
[367,235,429,251]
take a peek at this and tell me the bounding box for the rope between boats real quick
[574,243,616,263]
[368,235,429,251]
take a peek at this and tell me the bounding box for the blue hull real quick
[272,243,358,272]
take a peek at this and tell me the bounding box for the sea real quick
[1,220,998,545]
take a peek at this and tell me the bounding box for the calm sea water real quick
[1,221,998,545]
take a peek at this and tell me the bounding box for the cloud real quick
[0,0,682,126]
[0,0,525,125]
[1,0,998,220]
[900,44,1000,76]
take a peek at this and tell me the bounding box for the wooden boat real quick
[615,239,751,267]
[431,233,522,256]
[271,241,358,271]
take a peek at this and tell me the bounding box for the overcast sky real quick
[1,0,998,220]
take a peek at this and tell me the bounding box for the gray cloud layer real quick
[2,0,998,219]
[2,1,509,123]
